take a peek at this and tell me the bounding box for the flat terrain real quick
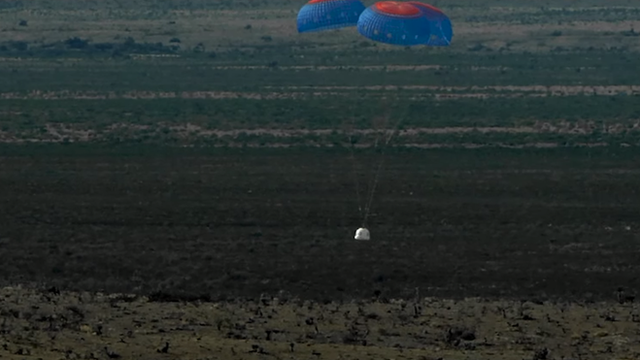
[2,146,640,302]
[2,0,640,358]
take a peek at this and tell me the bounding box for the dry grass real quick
[1,286,639,360]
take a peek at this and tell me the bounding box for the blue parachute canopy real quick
[297,0,366,33]
[408,2,453,46]
[357,1,432,46]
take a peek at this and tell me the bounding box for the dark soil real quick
[1,145,639,303]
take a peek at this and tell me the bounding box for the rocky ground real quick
[2,286,640,360]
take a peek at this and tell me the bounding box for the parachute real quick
[297,0,366,33]
[297,1,452,47]
[407,2,453,46]
[294,1,454,239]
[357,1,432,46]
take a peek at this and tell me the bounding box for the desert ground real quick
[3,286,640,360]
[2,0,640,359]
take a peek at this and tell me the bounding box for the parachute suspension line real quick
[345,93,367,221]
[361,109,407,227]
[361,126,389,226]
[360,101,390,227]
[348,134,363,218]
[362,148,386,227]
